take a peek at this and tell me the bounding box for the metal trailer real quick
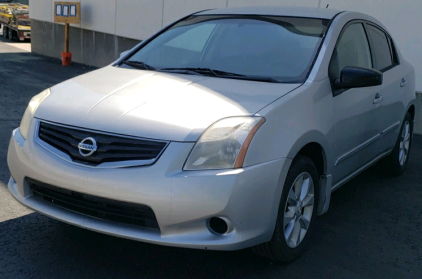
[0,3,30,41]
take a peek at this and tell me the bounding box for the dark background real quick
[7,0,29,5]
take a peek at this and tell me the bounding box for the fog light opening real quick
[209,217,228,235]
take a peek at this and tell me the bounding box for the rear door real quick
[364,24,409,153]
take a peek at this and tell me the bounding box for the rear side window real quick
[387,36,399,65]
[366,25,393,71]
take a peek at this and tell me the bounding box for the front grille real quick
[28,178,160,230]
[38,121,168,166]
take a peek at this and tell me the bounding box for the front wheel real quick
[252,155,319,262]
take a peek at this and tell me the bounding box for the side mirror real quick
[334,66,383,90]
[120,50,130,58]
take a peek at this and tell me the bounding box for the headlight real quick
[184,117,265,170]
[19,89,51,140]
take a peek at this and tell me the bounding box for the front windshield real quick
[122,15,329,83]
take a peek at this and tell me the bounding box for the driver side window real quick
[329,23,372,80]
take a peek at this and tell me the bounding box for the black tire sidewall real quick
[270,155,319,262]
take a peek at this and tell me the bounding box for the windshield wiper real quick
[160,67,238,77]
[159,67,280,83]
[121,60,155,70]
[158,67,204,76]
[228,75,281,83]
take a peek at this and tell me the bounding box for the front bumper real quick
[7,120,290,250]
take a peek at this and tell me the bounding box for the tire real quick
[252,155,319,262]
[3,27,8,39]
[380,112,413,176]
[8,28,14,41]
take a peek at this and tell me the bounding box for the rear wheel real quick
[380,112,413,176]
[252,155,319,262]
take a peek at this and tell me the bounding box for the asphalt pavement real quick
[0,35,421,279]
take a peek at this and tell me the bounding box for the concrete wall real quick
[30,20,140,67]
[28,0,319,39]
[28,0,422,92]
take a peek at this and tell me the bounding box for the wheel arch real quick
[286,130,332,176]
[407,104,416,122]
[296,142,327,177]
[287,132,333,216]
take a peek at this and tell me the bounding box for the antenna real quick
[326,4,329,9]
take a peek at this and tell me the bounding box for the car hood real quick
[36,66,299,141]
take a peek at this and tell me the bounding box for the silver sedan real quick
[7,6,416,262]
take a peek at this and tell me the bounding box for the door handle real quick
[400,78,407,87]
[373,93,383,104]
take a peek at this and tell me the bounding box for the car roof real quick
[197,6,342,20]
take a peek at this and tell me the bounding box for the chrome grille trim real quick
[35,119,169,169]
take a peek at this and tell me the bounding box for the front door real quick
[330,22,383,184]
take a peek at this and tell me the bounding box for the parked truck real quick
[0,3,30,41]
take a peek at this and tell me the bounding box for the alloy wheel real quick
[399,121,411,167]
[283,172,315,248]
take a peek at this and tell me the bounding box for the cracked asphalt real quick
[0,34,421,279]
